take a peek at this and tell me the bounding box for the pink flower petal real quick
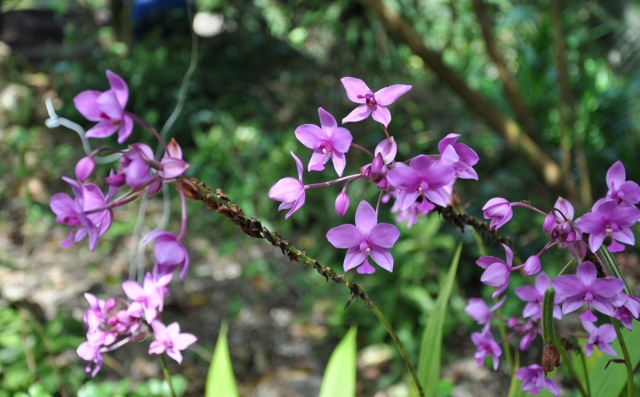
[371,105,391,127]
[342,105,371,124]
[374,84,412,106]
[354,200,378,234]
[106,70,129,107]
[74,90,103,121]
[341,77,370,103]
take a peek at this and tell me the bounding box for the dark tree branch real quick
[471,0,539,140]
[551,0,591,206]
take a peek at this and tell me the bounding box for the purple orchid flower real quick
[513,319,540,351]
[583,321,617,357]
[143,231,190,279]
[361,137,398,189]
[465,296,506,325]
[551,261,625,318]
[437,133,479,180]
[148,320,197,364]
[118,143,156,190]
[476,244,513,299]
[76,341,104,377]
[50,177,115,251]
[295,107,353,176]
[122,273,172,323]
[341,77,412,127]
[268,151,307,219]
[515,364,560,396]
[385,151,456,211]
[84,293,117,333]
[326,200,400,274]
[543,196,587,260]
[612,293,640,331]
[515,272,562,320]
[471,328,502,370]
[576,199,640,252]
[482,198,513,230]
[159,138,189,179]
[603,161,640,207]
[74,70,134,144]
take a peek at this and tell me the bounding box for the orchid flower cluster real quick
[466,161,640,395]
[268,77,479,274]
[50,71,196,376]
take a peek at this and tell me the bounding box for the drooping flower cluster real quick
[50,71,197,375]
[77,273,196,376]
[466,161,640,395]
[268,77,478,274]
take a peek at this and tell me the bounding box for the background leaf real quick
[319,325,358,397]
[411,244,462,397]
[588,325,640,397]
[205,321,239,397]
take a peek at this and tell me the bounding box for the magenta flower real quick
[465,296,506,325]
[437,133,479,180]
[576,199,640,252]
[118,143,155,190]
[122,273,172,322]
[341,77,411,127]
[385,152,456,211]
[515,364,560,396]
[326,200,400,274]
[583,321,617,357]
[84,293,117,333]
[471,328,502,370]
[295,107,352,176]
[514,272,562,320]
[476,244,513,299]
[551,261,624,317]
[612,293,640,330]
[514,319,540,351]
[482,198,512,230]
[50,177,115,251]
[604,161,640,206]
[268,151,307,219]
[159,138,189,179]
[74,70,134,144]
[143,231,190,279]
[361,137,398,188]
[148,320,197,364]
[76,341,104,377]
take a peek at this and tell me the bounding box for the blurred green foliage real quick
[2,0,640,394]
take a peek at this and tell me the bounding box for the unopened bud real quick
[523,256,541,276]
[335,192,350,217]
[75,156,96,183]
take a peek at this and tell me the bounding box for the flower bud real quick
[335,192,350,217]
[507,316,518,328]
[75,156,96,183]
[523,256,541,276]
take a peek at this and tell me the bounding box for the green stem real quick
[371,304,424,397]
[159,354,177,397]
[506,348,520,397]
[612,318,635,397]
[579,349,592,397]
[554,333,589,397]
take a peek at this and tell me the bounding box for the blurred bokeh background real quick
[1,0,640,395]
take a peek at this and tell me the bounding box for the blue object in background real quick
[130,0,191,38]
[130,0,188,22]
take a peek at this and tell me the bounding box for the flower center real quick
[357,92,377,109]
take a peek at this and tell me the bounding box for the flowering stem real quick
[129,113,169,152]
[159,354,177,397]
[554,332,589,397]
[510,201,547,216]
[506,348,520,397]
[382,125,390,139]
[611,318,634,397]
[305,174,361,189]
[177,180,188,241]
[579,347,592,397]
[350,142,375,158]
[371,304,424,397]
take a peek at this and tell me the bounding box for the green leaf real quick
[589,325,640,397]
[411,244,462,397]
[319,326,357,397]
[205,321,239,397]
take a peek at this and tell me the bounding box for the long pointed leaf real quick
[319,326,357,397]
[589,325,640,397]
[411,244,462,397]
[205,321,239,397]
